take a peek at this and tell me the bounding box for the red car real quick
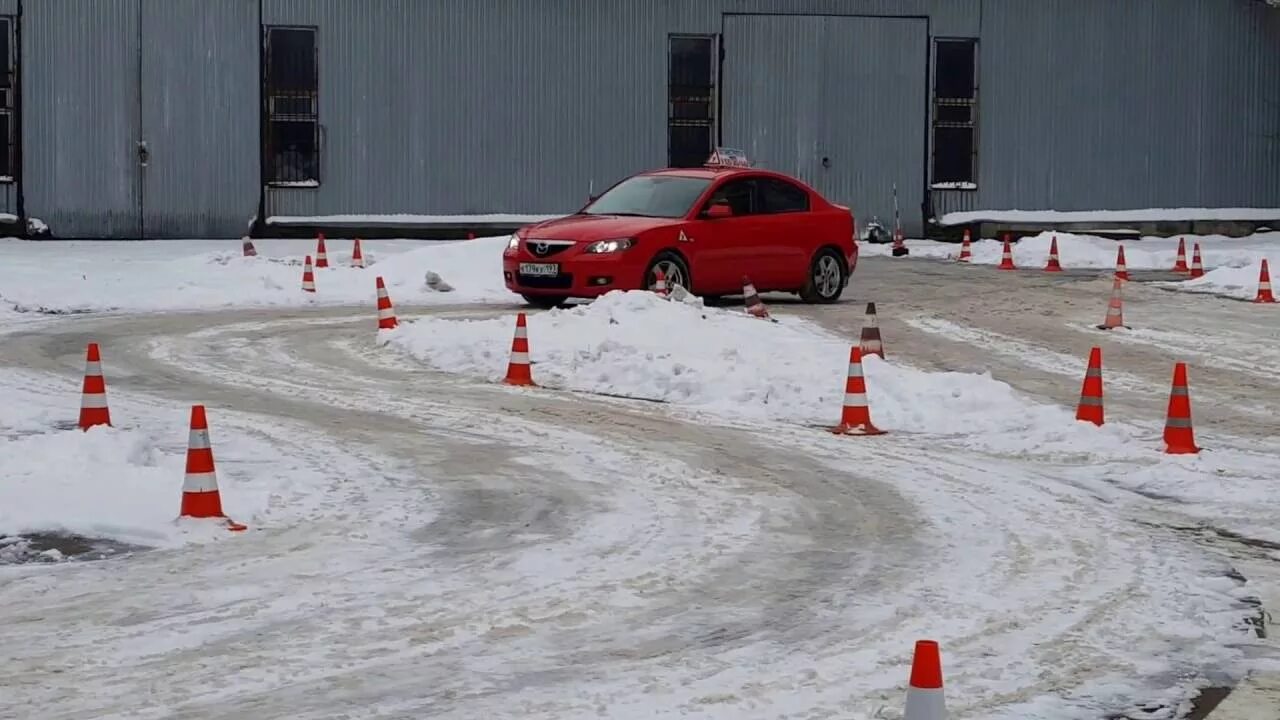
[502,154,858,308]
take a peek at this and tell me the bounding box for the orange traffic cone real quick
[831,347,885,436]
[957,229,972,262]
[652,268,669,297]
[1097,277,1128,330]
[1254,259,1275,303]
[314,233,329,268]
[1044,235,1063,272]
[352,238,366,268]
[998,234,1016,270]
[301,255,316,292]
[1076,347,1104,426]
[467,231,476,240]
[1163,363,1200,454]
[891,228,909,257]
[1114,245,1130,281]
[242,237,257,257]
[375,276,398,329]
[180,405,247,531]
[1189,243,1204,278]
[504,313,536,386]
[743,276,770,319]
[1172,237,1189,273]
[859,302,884,358]
[78,342,111,430]
[903,640,946,720]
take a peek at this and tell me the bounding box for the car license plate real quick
[519,263,559,276]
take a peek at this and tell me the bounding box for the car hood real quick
[519,214,683,242]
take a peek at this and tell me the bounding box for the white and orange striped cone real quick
[859,302,884,358]
[997,234,1016,270]
[1254,259,1275,303]
[957,229,972,262]
[504,313,536,386]
[1043,235,1063,272]
[242,236,257,257]
[375,276,398,329]
[742,276,771,319]
[180,405,247,531]
[903,639,946,720]
[78,342,111,430]
[351,238,366,268]
[1097,277,1129,330]
[1172,237,1190,273]
[891,228,909,257]
[651,268,669,297]
[1189,243,1204,278]
[314,233,329,268]
[1114,244,1130,281]
[301,254,316,292]
[831,347,885,436]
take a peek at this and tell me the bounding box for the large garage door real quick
[722,14,928,236]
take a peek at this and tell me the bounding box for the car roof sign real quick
[705,147,751,168]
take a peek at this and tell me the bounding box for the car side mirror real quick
[704,203,733,219]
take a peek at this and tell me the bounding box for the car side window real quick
[703,179,757,216]
[757,178,810,214]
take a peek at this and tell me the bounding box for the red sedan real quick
[502,153,858,308]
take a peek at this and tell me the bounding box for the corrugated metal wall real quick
[12,0,1280,237]
[975,0,1280,213]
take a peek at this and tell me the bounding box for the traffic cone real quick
[859,302,884,358]
[301,255,316,292]
[1044,235,1063,272]
[831,347,885,436]
[352,238,366,268]
[903,640,946,720]
[1097,277,1128,330]
[467,231,476,240]
[504,313,536,386]
[1254,259,1275,303]
[1075,347,1104,426]
[998,234,1016,270]
[314,233,329,268]
[180,405,247,531]
[1172,238,1189,273]
[1114,245,1130,281]
[1189,243,1204,278]
[652,268,669,298]
[78,342,111,430]
[891,228,909,257]
[375,276,398,329]
[1163,363,1200,454]
[242,237,257,257]
[743,276,770,319]
[957,229,972,262]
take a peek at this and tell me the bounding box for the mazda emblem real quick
[534,242,549,255]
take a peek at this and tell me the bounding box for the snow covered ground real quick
[864,231,1279,300]
[0,236,515,313]
[2,237,1279,719]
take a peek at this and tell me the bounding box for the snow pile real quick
[864,230,1279,271]
[0,237,515,314]
[381,291,1135,452]
[1155,258,1274,301]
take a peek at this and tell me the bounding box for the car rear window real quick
[584,175,712,218]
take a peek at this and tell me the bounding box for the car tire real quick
[521,294,569,309]
[798,248,847,304]
[645,252,691,293]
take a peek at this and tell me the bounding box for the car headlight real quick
[584,237,635,254]
[507,235,520,251]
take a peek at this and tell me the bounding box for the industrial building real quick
[2,0,1278,239]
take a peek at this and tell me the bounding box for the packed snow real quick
[1156,259,1275,301]
[0,236,516,313]
[938,207,1280,225]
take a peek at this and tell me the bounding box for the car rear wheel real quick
[645,252,690,293]
[799,248,846,304]
[522,294,569,309]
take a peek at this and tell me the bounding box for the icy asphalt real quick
[0,255,1277,719]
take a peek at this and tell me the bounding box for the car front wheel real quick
[798,248,846,303]
[644,252,691,293]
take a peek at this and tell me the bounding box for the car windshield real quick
[583,175,712,218]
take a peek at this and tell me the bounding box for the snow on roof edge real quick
[937,208,1280,225]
